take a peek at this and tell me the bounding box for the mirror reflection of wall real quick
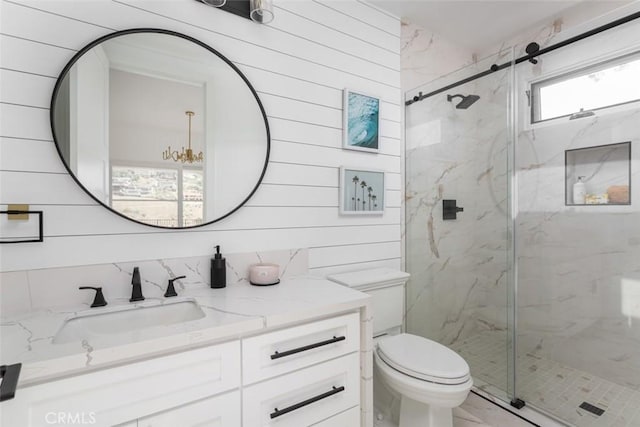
[68,46,111,206]
[52,31,269,229]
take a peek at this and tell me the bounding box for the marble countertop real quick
[0,276,369,387]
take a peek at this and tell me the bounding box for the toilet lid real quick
[377,334,471,385]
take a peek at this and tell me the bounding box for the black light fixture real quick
[197,0,273,24]
[250,0,274,24]
[200,0,226,6]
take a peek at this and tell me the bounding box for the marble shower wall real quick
[399,2,609,93]
[515,38,640,390]
[512,12,640,390]
[401,1,603,351]
[404,51,512,358]
[516,125,640,391]
[400,19,474,92]
[403,1,640,393]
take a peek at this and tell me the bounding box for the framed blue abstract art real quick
[343,89,380,153]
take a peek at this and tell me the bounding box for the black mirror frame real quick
[50,28,270,230]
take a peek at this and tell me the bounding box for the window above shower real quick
[530,50,640,123]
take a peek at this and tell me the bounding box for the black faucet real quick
[79,286,107,308]
[165,276,186,298]
[130,267,145,302]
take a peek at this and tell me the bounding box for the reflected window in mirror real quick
[111,165,204,227]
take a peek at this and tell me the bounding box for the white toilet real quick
[328,268,473,427]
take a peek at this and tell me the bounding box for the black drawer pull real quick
[270,386,345,419]
[270,335,346,360]
[0,363,22,402]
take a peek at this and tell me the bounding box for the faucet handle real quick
[132,267,141,285]
[79,286,107,308]
[165,276,186,298]
[129,267,145,302]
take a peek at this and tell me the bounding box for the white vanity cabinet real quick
[1,311,362,427]
[0,341,241,427]
[243,353,360,426]
[242,312,361,426]
[242,312,360,384]
[136,390,240,426]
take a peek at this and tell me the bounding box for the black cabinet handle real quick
[270,335,346,360]
[0,363,22,402]
[270,386,345,419]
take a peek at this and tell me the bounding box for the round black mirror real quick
[51,29,270,229]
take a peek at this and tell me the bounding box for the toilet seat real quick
[376,334,470,385]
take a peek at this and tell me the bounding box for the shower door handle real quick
[443,200,464,220]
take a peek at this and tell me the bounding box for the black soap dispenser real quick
[211,245,226,288]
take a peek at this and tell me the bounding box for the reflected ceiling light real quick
[163,111,204,164]
[200,0,226,7]
[250,0,274,24]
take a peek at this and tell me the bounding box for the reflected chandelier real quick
[163,111,204,164]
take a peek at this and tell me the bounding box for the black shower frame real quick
[405,9,640,106]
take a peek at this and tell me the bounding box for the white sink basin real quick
[53,299,205,344]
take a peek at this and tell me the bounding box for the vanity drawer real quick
[1,340,240,427]
[313,406,360,426]
[242,312,359,384]
[242,352,359,427]
[137,390,240,427]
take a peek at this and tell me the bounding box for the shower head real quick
[447,94,480,109]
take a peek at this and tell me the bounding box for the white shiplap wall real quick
[0,0,402,274]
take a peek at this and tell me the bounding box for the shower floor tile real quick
[451,332,640,427]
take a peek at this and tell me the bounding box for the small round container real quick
[249,263,280,286]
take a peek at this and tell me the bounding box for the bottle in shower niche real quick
[573,176,586,204]
[211,245,226,288]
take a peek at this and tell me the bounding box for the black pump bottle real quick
[211,245,226,288]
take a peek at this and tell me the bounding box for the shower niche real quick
[565,141,631,205]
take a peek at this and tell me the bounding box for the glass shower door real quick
[513,17,640,426]
[404,49,515,401]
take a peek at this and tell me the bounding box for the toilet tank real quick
[327,268,410,337]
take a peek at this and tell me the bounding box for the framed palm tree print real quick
[339,167,384,215]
